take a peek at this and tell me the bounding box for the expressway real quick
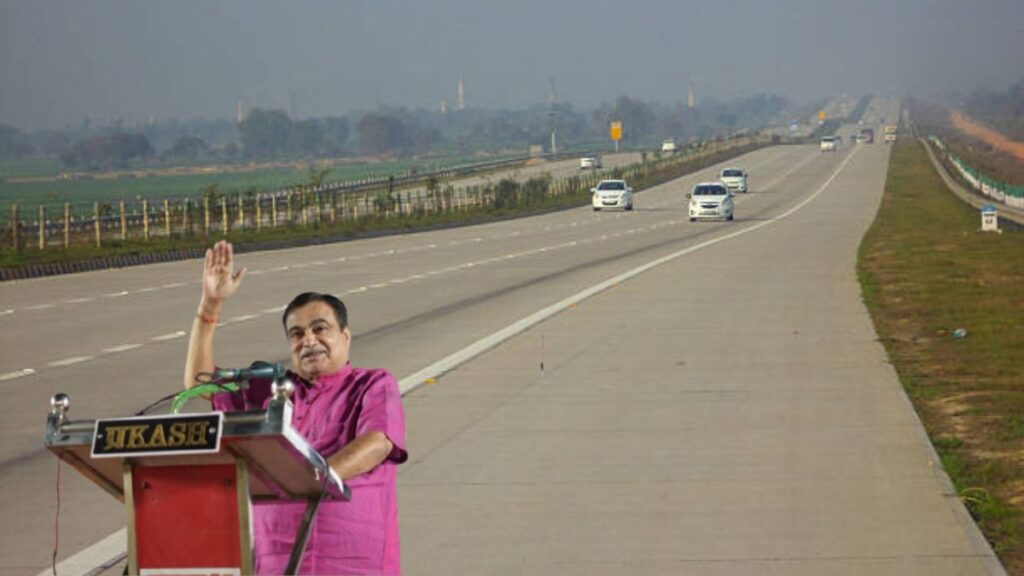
[0,99,1004,575]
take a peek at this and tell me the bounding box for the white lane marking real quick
[49,356,94,367]
[151,331,186,341]
[263,305,287,314]
[227,314,258,323]
[63,298,94,304]
[104,291,128,298]
[0,368,36,381]
[162,282,185,289]
[31,528,126,576]
[271,265,290,271]
[347,287,367,294]
[137,287,158,293]
[103,344,141,353]
[25,303,55,311]
[0,309,14,316]
[369,283,389,289]
[247,269,266,275]
[398,147,859,396]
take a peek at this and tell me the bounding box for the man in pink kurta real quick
[213,364,407,574]
[184,241,409,575]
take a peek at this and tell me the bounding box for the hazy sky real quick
[1,0,1022,130]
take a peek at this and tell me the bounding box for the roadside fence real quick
[2,136,763,253]
[927,136,1024,210]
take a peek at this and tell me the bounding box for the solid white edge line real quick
[398,147,859,396]
[51,147,858,576]
[32,529,126,576]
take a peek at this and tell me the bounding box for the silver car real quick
[688,182,734,222]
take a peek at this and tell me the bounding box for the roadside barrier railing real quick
[2,136,765,253]
[927,136,1024,210]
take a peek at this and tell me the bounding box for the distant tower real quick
[548,76,558,154]
[236,99,244,124]
[687,85,695,109]
[457,79,465,110]
[440,99,447,114]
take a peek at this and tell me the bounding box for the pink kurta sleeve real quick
[356,370,408,463]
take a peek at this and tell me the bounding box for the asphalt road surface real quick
[0,100,1005,575]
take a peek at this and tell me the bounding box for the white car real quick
[719,168,748,193]
[661,139,677,152]
[820,136,837,152]
[688,182,733,222]
[591,179,633,211]
[579,154,603,170]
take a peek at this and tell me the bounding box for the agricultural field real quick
[0,155,514,214]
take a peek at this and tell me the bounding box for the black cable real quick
[52,453,62,576]
[133,373,242,416]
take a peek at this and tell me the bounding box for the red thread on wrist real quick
[196,312,219,325]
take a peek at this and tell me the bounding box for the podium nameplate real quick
[92,413,223,459]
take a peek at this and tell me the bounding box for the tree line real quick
[962,78,1024,142]
[0,93,791,170]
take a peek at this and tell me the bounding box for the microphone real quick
[212,361,287,383]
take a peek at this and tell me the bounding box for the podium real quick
[45,383,349,575]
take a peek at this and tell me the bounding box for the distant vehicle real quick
[820,136,838,152]
[859,127,875,144]
[661,139,678,152]
[719,168,748,193]
[591,179,633,211]
[579,154,603,170]
[688,182,733,222]
[883,124,897,143]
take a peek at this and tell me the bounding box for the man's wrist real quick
[197,300,223,323]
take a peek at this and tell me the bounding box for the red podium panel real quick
[131,464,245,574]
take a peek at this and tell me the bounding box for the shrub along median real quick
[858,137,1024,571]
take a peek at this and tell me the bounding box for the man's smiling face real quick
[285,300,351,381]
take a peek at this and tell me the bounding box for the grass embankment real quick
[858,137,1024,571]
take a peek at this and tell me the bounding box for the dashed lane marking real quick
[103,344,141,354]
[0,368,36,381]
[151,331,186,341]
[49,356,94,367]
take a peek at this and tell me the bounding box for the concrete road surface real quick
[0,99,1003,575]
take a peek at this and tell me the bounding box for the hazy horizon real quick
[2,0,1022,131]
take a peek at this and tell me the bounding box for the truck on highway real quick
[859,127,875,144]
[883,124,897,143]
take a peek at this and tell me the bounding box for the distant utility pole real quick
[236,99,244,124]
[457,79,465,110]
[548,76,558,155]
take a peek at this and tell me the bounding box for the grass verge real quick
[858,137,1024,571]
